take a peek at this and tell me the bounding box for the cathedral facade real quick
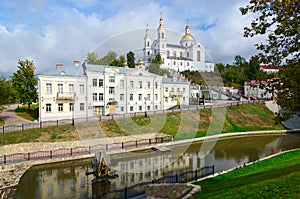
[143,15,215,72]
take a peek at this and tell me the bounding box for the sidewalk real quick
[0,104,35,126]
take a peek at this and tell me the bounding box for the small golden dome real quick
[137,57,145,66]
[181,33,195,41]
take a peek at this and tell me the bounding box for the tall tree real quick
[147,53,171,77]
[11,59,37,109]
[110,55,126,67]
[126,51,135,68]
[240,1,300,121]
[0,77,16,105]
[86,52,99,64]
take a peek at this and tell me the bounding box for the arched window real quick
[147,41,149,47]
[197,51,200,61]
[162,32,164,39]
[187,52,189,57]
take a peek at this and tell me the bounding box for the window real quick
[130,81,134,89]
[46,104,51,112]
[69,84,74,93]
[120,94,124,101]
[162,32,164,39]
[69,103,74,112]
[171,87,174,92]
[130,106,133,111]
[109,87,115,95]
[93,93,97,101]
[167,51,170,57]
[155,82,158,89]
[147,81,150,89]
[92,79,97,87]
[183,97,186,102]
[130,94,133,101]
[174,61,176,65]
[155,105,158,109]
[120,106,124,112]
[99,79,103,87]
[147,94,150,100]
[109,76,115,83]
[165,97,168,102]
[46,83,52,94]
[187,62,189,66]
[174,51,176,57]
[180,52,182,58]
[139,94,142,101]
[58,103,63,112]
[139,81,142,88]
[139,106,142,111]
[147,41,149,47]
[58,84,63,93]
[120,80,124,89]
[80,103,84,111]
[197,51,200,61]
[80,84,84,94]
[99,93,104,101]
[187,52,189,57]
[155,94,158,101]
[165,87,168,92]
[147,106,150,110]
[183,88,186,93]
[162,44,164,48]
[177,88,180,92]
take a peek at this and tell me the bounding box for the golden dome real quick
[181,33,195,41]
[137,57,145,66]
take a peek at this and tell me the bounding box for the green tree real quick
[86,52,99,64]
[0,77,16,105]
[147,53,171,77]
[110,55,126,67]
[126,51,135,68]
[240,0,300,121]
[86,51,118,66]
[11,59,37,109]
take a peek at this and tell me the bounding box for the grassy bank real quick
[193,149,300,198]
[100,102,285,140]
[15,104,39,121]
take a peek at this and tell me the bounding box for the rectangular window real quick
[93,79,97,87]
[69,103,74,112]
[139,81,142,89]
[80,84,84,94]
[155,105,158,109]
[130,81,134,89]
[147,81,150,89]
[99,79,103,87]
[183,97,186,102]
[109,87,115,95]
[58,84,63,93]
[46,83,52,94]
[147,94,150,100]
[93,93,97,101]
[58,103,63,112]
[187,52,189,57]
[109,76,115,83]
[139,106,142,111]
[174,51,176,57]
[69,84,74,93]
[180,52,183,58]
[130,94,133,101]
[177,88,180,92]
[80,103,84,111]
[120,106,124,112]
[155,94,158,101]
[120,80,124,89]
[120,94,124,101]
[183,88,186,93]
[46,104,51,112]
[165,87,168,92]
[130,106,133,111]
[165,97,168,102]
[171,87,174,92]
[99,93,104,101]
[155,82,158,89]
[197,51,200,61]
[139,94,142,101]
[147,106,150,111]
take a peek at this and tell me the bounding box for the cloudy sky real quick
[0,0,262,77]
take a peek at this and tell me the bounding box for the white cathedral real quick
[143,14,215,72]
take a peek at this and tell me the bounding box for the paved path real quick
[0,104,35,126]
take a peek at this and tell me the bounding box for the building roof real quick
[38,64,85,77]
[166,44,185,49]
[260,65,280,70]
[163,77,189,85]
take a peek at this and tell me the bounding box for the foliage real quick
[86,51,118,65]
[147,53,171,77]
[240,0,300,121]
[11,59,37,109]
[0,76,17,105]
[126,51,135,68]
[110,55,126,67]
[193,150,300,199]
[180,70,204,85]
[15,104,39,121]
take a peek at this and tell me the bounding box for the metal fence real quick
[89,165,215,199]
[0,135,172,164]
[0,100,260,134]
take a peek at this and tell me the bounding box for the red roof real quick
[260,65,280,70]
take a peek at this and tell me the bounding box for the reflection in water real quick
[14,133,300,199]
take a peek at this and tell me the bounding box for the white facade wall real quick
[162,81,190,109]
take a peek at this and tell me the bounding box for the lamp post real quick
[144,97,148,117]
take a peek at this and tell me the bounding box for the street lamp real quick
[144,97,148,117]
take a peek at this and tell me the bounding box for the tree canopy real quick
[11,59,37,109]
[147,53,171,77]
[240,0,300,121]
[126,51,135,68]
[86,51,118,65]
[0,76,16,105]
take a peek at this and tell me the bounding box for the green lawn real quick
[193,149,300,199]
[15,104,39,121]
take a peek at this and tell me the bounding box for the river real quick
[14,133,300,198]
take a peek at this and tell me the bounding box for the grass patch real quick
[193,150,300,199]
[0,124,79,146]
[15,104,39,121]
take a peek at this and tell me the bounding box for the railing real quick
[56,92,75,100]
[88,165,215,199]
[0,135,172,164]
[0,100,262,134]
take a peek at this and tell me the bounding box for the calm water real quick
[15,133,300,199]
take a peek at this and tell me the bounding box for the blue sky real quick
[0,0,262,77]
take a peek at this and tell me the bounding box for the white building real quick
[38,62,190,121]
[244,78,280,100]
[143,15,215,72]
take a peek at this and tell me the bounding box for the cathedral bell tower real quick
[143,24,152,66]
[157,12,167,62]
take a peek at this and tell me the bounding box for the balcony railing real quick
[169,91,184,97]
[57,92,75,100]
